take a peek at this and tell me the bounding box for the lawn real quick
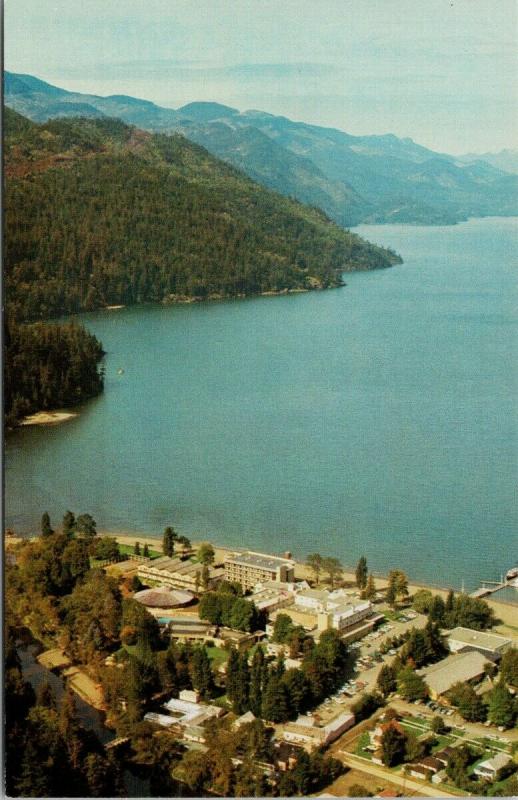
[119,543,162,559]
[473,736,511,753]
[206,646,229,669]
[354,731,373,759]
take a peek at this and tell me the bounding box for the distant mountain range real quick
[457,149,518,176]
[5,70,518,226]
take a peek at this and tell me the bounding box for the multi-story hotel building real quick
[224,551,296,591]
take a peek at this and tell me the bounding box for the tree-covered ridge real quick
[4,318,104,426]
[5,109,401,322]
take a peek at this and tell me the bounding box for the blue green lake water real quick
[5,217,518,591]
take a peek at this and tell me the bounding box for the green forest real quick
[5,109,400,323]
[4,318,104,427]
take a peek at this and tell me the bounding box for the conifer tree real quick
[62,510,76,536]
[249,647,265,717]
[162,526,176,557]
[355,556,368,590]
[41,512,54,537]
[363,573,377,600]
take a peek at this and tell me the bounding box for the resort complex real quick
[6,522,518,798]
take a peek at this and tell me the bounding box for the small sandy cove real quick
[21,410,78,426]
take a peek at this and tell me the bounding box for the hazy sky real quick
[5,0,517,153]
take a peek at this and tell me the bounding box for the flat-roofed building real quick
[448,627,512,659]
[224,551,295,591]
[281,711,355,750]
[419,650,488,699]
[317,600,372,633]
[138,556,223,592]
[247,586,295,616]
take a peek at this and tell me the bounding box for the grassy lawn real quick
[474,736,511,753]
[431,733,457,751]
[213,693,232,710]
[354,731,373,759]
[206,646,229,668]
[119,543,162,559]
[382,610,403,622]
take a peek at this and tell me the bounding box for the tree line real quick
[5,109,399,323]
[4,317,104,427]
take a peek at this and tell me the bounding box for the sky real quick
[5,0,517,154]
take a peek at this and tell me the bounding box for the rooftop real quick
[134,587,194,608]
[448,626,511,651]
[476,752,512,772]
[296,588,330,602]
[225,551,295,571]
[419,650,488,695]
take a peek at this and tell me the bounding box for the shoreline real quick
[98,531,518,627]
[20,410,78,426]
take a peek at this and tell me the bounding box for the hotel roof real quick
[225,551,295,570]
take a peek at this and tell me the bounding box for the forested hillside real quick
[5,109,400,322]
[4,318,105,427]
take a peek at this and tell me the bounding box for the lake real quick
[6,217,518,591]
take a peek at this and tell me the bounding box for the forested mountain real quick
[5,71,518,226]
[4,319,105,426]
[5,108,399,323]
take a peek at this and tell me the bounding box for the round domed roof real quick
[134,587,194,608]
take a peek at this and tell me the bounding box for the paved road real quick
[337,752,460,798]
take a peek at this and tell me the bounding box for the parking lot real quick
[310,609,428,722]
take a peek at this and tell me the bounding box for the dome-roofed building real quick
[134,586,194,611]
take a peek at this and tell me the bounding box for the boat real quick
[117,368,125,375]
[505,565,518,582]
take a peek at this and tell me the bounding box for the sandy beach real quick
[21,410,78,426]
[100,531,518,632]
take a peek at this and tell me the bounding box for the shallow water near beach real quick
[6,217,518,592]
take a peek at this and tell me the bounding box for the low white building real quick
[318,600,372,633]
[145,696,223,730]
[474,753,512,780]
[281,711,355,749]
[448,627,512,659]
[247,586,295,616]
[293,588,373,633]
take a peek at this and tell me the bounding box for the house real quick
[234,710,256,729]
[431,769,448,786]
[417,756,444,774]
[447,627,511,660]
[473,752,512,780]
[418,650,488,699]
[370,719,405,749]
[273,742,304,771]
[433,747,456,768]
[407,764,432,780]
[224,551,295,591]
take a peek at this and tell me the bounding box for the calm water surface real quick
[6,218,518,591]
